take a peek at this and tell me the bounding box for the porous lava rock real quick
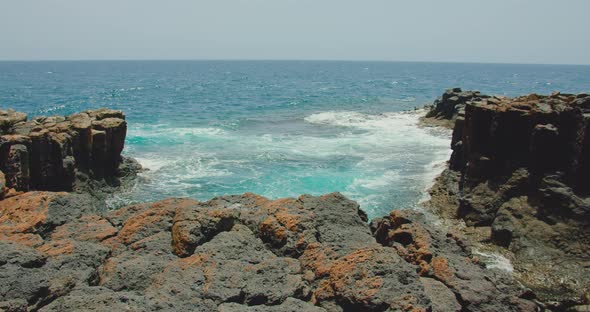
[421,88,491,128]
[0,191,540,311]
[426,91,590,306]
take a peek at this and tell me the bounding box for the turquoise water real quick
[1,61,589,218]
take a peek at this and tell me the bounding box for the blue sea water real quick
[1,61,589,218]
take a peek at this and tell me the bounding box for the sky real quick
[1,0,589,64]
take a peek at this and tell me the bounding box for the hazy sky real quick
[1,0,589,64]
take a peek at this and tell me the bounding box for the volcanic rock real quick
[426,91,590,305]
[0,108,138,194]
[0,109,27,133]
[422,88,491,128]
[0,191,540,311]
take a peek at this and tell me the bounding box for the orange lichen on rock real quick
[259,216,288,242]
[177,253,216,291]
[431,257,454,282]
[354,276,384,299]
[373,210,434,275]
[275,210,301,232]
[51,215,118,242]
[171,206,237,257]
[37,239,75,257]
[299,243,338,277]
[312,248,378,301]
[0,192,66,234]
[170,222,195,256]
[0,232,44,247]
[114,198,189,245]
[179,253,211,269]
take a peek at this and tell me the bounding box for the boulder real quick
[0,109,27,134]
[371,210,537,312]
[425,88,490,121]
[0,135,32,191]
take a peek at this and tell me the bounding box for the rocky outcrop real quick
[0,110,27,134]
[449,92,590,195]
[427,91,590,307]
[371,210,538,312]
[0,108,138,196]
[422,88,491,128]
[0,191,539,311]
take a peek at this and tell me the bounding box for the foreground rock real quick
[426,91,590,307]
[0,191,538,311]
[371,210,538,312]
[0,108,140,198]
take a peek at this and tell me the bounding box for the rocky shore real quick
[0,190,538,311]
[1,99,588,311]
[424,90,590,309]
[0,108,140,200]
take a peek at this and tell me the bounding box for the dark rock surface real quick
[371,210,538,312]
[426,91,590,307]
[0,191,539,311]
[421,88,491,128]
[0,108,140,197]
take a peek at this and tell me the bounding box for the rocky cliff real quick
[427,91,590,307]
[421,88,491,128]
[0,191,538,312]
[0,108,139,198]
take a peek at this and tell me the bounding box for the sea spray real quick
[122,110,452,218]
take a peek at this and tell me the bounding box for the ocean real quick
[1,60,589,218]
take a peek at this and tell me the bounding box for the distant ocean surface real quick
[1,61,589,218]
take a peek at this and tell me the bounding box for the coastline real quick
[420,89,590,309]
[1,89,589,311]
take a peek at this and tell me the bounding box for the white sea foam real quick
[304,110,419,131]
[122,110,453,218]
[168,127,226,136]
[128,126,226,138]
[134,157,168,171]
[117,87,144,92]
[473,250,514,273]
[38,104,66,114]
[350,170,401,190]
[418,148,453,204]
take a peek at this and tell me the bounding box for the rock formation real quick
[427,91,590,307]
[2,102,585,311]
[422,88,491,128]
[0,108,139,198]
[0,191,539,311]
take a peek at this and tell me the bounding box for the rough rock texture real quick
[421,88,491,128]
[0,170,5,199]
[426,91,590,307]
[371,210,538,312]
[0,191,539,311]
[0,110,27,134]
[0,108,139,195]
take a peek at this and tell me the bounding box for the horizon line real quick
[0,58,589,67]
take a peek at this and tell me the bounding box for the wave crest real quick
[304,110,421,131]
